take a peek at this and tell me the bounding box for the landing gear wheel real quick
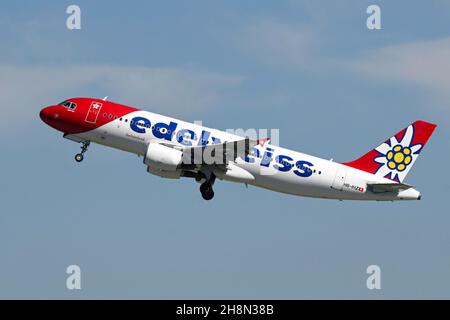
[200,182,214,200]
[74,141,90,163]
[75,153,84,162]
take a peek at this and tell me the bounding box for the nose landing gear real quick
[75,141,90,162]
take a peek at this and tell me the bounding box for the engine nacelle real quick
[144,142,183,171]
[147,166,182,179]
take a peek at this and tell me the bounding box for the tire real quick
[75,153,84,162]
[200,182,214,200]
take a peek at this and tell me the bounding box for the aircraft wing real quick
[181,137,256,167]
[367,182,414,193]
[159,137,268,168]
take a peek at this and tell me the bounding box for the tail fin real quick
[343,120,437,182]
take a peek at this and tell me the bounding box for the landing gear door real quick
[85,101,103,124]
[332,167,347,190]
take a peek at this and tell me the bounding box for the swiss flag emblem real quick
[85,102,103,123]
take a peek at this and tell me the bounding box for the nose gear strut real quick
[75,141,90,162]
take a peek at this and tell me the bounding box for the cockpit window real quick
[58,100,77,110]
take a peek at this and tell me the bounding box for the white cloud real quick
[349,37,450,108]
[240,18,450,112]
[0,64,244,135]
[240,20,316,70]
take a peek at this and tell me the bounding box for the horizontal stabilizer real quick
[367,182,413,193]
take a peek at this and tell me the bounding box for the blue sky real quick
[1,0,449,298]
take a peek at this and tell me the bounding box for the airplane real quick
[40,97,437,201]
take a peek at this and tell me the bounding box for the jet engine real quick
[144,142,183,179]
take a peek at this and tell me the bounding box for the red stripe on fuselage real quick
[40,98,139,134]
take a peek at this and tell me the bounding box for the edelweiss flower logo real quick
[374,125,422,181]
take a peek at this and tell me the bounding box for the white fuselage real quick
[70,110,420,201]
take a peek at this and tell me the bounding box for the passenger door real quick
[331,167,347,190]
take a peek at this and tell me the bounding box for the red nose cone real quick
[39,106,59,125]
[39,107,49,123]
[39,105,66,132]
[40,104,89,134]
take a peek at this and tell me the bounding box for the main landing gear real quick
[199,172,216,200]
[75,141,90,162]
[200,181,214,200]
